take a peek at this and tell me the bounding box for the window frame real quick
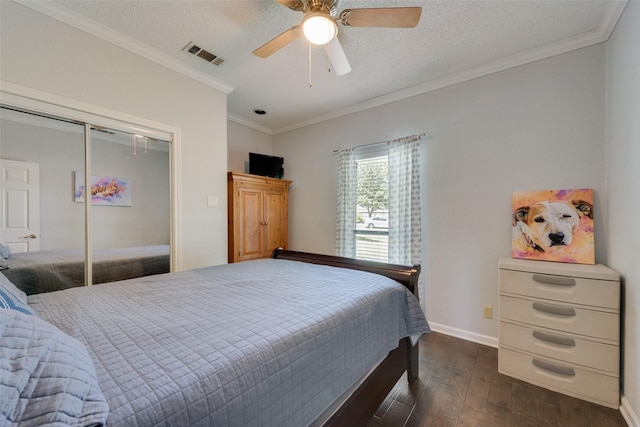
[354,146,389,263]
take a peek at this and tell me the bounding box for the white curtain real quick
[388,135,422,273]
[335,149,357,258]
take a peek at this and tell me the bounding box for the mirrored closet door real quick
[0,106,171,293]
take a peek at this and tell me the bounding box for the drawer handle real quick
[532,358,576,377]
[532,331,576,347]
[532,274,576,287]
[532,302,576,317]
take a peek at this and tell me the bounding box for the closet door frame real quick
[1,81,182,274]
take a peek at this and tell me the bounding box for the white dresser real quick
[498,256,620,408]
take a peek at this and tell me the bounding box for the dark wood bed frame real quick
[271,248,422,426]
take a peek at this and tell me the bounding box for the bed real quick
[0,249,430,426]
[0,244,170,295]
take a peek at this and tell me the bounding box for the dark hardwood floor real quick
[368,332,627,427]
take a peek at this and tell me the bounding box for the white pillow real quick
[0,310,109,426]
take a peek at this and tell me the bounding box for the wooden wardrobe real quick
[227,172,292,263]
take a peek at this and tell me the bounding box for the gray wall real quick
[227,120,273,174]
[606,0,640,420]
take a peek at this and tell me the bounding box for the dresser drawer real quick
[500,295,619,342]
[499,269,619,309]
[498,347,619,408]
[500,321,619,374]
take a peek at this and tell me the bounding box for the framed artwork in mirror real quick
[74,171,132,207]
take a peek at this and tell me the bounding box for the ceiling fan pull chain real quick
[308,41,313,88]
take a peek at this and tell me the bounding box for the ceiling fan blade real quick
[274,0,304,12]
[339,7,422,28]
[253,26,301,58]
[324,37,351,76]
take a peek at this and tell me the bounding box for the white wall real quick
[606,1,640,422]
[0,1,228,269]
[227,121,273,174]
[274,44,607,345]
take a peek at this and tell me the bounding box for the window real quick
[355,155,389,262]
[336,134,423,300]
[336,134,422,269]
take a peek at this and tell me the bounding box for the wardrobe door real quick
[264,188,287,256]
[1,107,86,293]
[89,127,170,285]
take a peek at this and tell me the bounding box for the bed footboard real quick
[323,337,414,426]
[271,249,422,424]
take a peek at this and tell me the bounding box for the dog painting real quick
[512,189,594,264]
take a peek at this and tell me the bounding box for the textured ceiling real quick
[25,0,627,134]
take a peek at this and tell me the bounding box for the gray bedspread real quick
[27,258,430,426]
[2,245,170,295]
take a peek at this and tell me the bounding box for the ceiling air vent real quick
[183,42,225,66]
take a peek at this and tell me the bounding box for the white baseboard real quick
[621,396,640,427]
[428,322,499,348]
[429,323,639,425]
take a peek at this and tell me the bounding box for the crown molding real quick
[227,113,274,136]
[598,0,629,37]
[272,0,628,135]
[14,0,235,95]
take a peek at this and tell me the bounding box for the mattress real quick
[26,258,430,426]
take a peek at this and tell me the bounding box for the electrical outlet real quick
[483,305,493,319]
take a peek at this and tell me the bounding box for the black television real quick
[249,152,284,178]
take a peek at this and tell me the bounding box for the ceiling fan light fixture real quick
[302,13,337,45]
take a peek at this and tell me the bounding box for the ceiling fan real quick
[253,0,422,76]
